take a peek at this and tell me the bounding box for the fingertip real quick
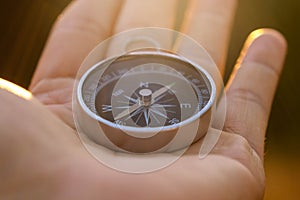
[241,28,288,74]
[250,28,287,49]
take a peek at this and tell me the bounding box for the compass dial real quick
[81,52,211,128]
[77,50,215,153]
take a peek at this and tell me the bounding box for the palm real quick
[0,0,286,199]
[1,88,262,199]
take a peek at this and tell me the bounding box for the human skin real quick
[0,0,287,199]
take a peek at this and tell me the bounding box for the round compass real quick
[76,50,216,153]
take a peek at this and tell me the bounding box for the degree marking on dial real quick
[140,82,149,88]
[169,118,180,125]
[112,89,124,97]
[180,103,192,109]
[102,105,112,113]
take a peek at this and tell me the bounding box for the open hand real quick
[0,0,286,199]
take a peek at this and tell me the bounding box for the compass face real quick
[98,82,181,128]
[79,51,213,131]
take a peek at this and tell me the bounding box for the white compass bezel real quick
[77,50,216,134]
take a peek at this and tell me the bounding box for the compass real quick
[76,50,216,153]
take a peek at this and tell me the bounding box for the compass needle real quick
[152,82,175,101]
[126,106,143,120]
[150,107,169,120]
[152,93,167,104]
[114,103,141,120]
[143,109,150,126]
[149,109,161,124]
[152,104,176,108]
[135,110,144,124]
[123,95,138,103]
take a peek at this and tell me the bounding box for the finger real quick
[177,0,237,73]
[0,81,81,178]
[186,131,265,189]
[31,78,75,128]
[107,0,179,55]
[114,0,179,32]
[30,0,123,89]
[224,29,287,159]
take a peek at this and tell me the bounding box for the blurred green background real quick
[0,0,299,199]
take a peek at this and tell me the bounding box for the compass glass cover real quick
[80,52,213,129]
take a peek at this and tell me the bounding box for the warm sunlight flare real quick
[249,29,265,40]
[0,78,32,100]
[245,29,265,48]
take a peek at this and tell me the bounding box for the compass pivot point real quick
[139,88,152,106]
